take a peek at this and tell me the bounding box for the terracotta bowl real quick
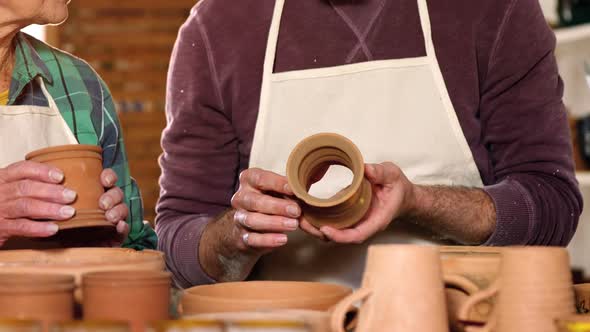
[286,133,372,229]
[0,274,75,329]
[181,281,352,316]
[82,271,171,332]
[49,321,131,332]
[0,319,42,332]
[25,145,112,232]
[185,310,330,332]
[0,248,165,302]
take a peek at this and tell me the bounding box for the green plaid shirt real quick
[8,32,157,250]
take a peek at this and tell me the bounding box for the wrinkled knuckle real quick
[16,180,32,198]
[16,198,32,215]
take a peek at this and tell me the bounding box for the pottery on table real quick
[181,281,351,317]
[0,320,42,332]
[555,315,590,332]
[0,248,165,302]
[25,145,112,232]
[285,133,372,229]
[82,271,171,332]
[331,244,450,332]
[460,246,575,332]
[49,321,131,332]
[147,320,224,332]
[0,274,75,329]
[574,284,590,314]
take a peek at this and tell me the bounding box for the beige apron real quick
[0,77,78,249]
[249,0,484,288]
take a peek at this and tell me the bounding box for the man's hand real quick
[319,162,416,243]
[199,168,301,281]
[0,161,76,246]
[98,169,129,246]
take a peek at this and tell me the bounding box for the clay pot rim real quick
[83,270,171,286]
[0,319,41,326]
[52,320,130,328]
[25,144,102,161]
[150,320,224,328]
[286,133,365,208]
[0,273,74,284]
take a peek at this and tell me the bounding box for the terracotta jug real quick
[49,321,131,332]
[181,281,351,317]
[459,246,575,332]
[330,244,451,332]
[574,284,590,314]
[555,315,590,332]
[285,133,372,229]
[147,320,224,332]
[82,271,171,332]
[0,320,42,332]
[0,274,75,330]
[25,145,113,232]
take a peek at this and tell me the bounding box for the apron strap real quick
[36,76,79,144]
[417,0,436,60]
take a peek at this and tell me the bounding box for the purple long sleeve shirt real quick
[157,0,583,288]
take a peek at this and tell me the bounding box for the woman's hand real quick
[319,162,417,244]
[98,169,129,246]
[0,161,76,246]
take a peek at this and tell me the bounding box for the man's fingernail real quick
[275,235,288,245]
[286,205,300,217]
[100,197,113,210]
[59,206,75,218]
[234,210,247,226]
[106,210,118,221]
[45,223,59,235]
[284,219,298,229]
[63,189,77,202]
[105,174,115,185]
[49,170,64,182]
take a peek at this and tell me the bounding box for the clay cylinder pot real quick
[82,271,171,332]
[574,284,590,314]
[25,145,112,231]
[555,315,590,332]
[0,320,42,332]
[459,247,575,332]
[181,281,351,316]
[49,321,131,332]
[286,133,372,229]
[0,274,75,328]
[331,245,450,332]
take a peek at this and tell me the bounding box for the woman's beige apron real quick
[250,0,485,288]
[0,77,78,249]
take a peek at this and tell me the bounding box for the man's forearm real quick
[404,185,497,245]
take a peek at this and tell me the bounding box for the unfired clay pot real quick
[555,315,590,332]
[186,310,331,332]
[0,320,42,332]
[286,133,372,229]
[181,281,351,316]
[49,321,131,332]
[460,246,575,332]
[0,248,165,303]
[82,271,171,332]
[574,284,590,314]
[25,145,112,231]
[331,244,450,332]
[0,274,75,330]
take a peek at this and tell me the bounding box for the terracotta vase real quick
[0,248,165,303]
[25,145,112,232]
[181,281,351,316]
[331,244,450,332]
[0,320,42,332]
[82,271,171,332]
[574,284,590,314]
[460,246,576,332]
[285,133,372,229]
[49,321,131,332]
[147,320,224,332]
[555,315,590,332]
[441,246,502,330]
[0,274,75,330]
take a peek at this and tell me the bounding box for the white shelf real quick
[555,23,590,46]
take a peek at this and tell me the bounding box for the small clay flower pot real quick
[49,321,130,332]
[82,271,171,332]
[0,319,42,332]
[286,133,372,229]
[25,145,113,232]
[0,274,75,330]
[181,281,351,317]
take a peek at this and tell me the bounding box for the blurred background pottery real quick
[82,271,171,332]
[575,284,590,314]
[0,319,42,332]
[49,321,131,332]
[147,320,224,332]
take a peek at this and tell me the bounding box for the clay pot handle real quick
[444,274,480,295]
[458,280,500,332]
[330,287,372,332]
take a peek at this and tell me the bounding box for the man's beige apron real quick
[0,77,78,249]
[248,0,484,288]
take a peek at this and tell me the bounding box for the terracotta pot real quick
[0,320,42,332]
[555,315,590,332]
[441,247,502,330]
[460,246,575,332]
[82,271,171,332]
[147,320,224,332]
[49,321,131,332]
[574,284,590,314]
[185,310,331,332]
[0,248,165,303]
[331,244,450,332]
[181,281,351,316]
[286,133,372,229]
[0,274,75,330]
[25,145,112,232]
